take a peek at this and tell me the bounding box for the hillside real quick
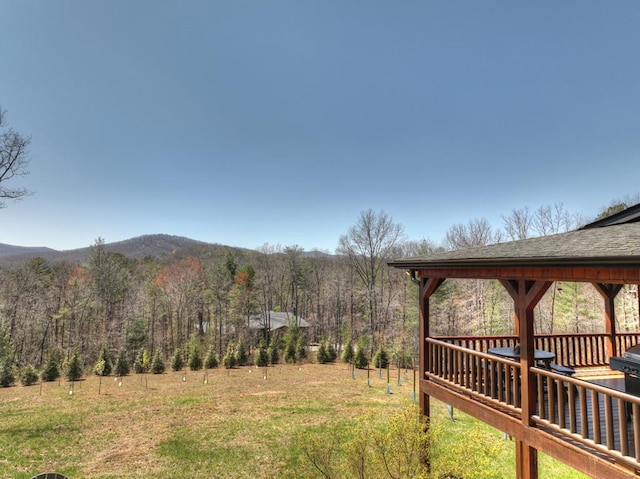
[0,234,215,266]
[0,243,55,258]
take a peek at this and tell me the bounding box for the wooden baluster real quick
[430,342,435,377]
[634,403,640,462]
[483,357,490,397]
[452,349,457,383]
[580,386,589,439]
[569,381,577,434]
[515,369,521,409]
[493,360,499,401]
[506,364,513,406]
[557,380,566,429]
[605,395,614,451]
[548,376,556,423]
[490,358,496,398]
[618,398,628,457]
[592,390,602,445]
[537,374,545,419]
[492,361,504,402]
[445,346,450,381]
[471,355,478,392]
[460,352,466,388]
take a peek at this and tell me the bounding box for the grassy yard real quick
[0,363,587,479]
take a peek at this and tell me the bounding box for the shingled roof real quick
[389,206,640,270]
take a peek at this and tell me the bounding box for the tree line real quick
[1,195,640,385]
[2,107,640,383]
[0,211,418,380]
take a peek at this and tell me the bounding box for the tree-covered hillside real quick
[0,199,639,382]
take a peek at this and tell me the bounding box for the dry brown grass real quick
[0,363,415,478]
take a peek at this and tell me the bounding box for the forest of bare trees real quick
[1,199,639,379]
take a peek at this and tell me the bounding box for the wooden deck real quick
[546,372,634,454]
[566,373,638,457]
[426,338,640,477]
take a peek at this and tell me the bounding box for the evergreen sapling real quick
[20,364,39,386]
[189,345,203,371]
[235,340,248,366]
[255,339,269,367]
[41,349,61,382]
[204,347,218,369]
[66,351,83,382]
[150,350,166,374]
[114,349,130,377]
[171,349,185,371]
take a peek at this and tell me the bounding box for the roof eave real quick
[389,256,640,270]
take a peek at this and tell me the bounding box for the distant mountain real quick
[0,244,56,258]
[0,234,335,267]
[0,234,213,266]
[101,234,210,258]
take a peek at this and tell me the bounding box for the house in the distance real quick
[248,311,310,335]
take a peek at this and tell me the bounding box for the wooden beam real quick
[499,280,520,334]
[594,283,623,359]
[415,266,640,284]
[420,277,446,302]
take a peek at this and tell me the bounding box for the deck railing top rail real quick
[435,332,640,368]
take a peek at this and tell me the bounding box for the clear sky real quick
[1,1,639,253]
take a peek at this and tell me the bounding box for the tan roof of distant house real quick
[248,311,310,331]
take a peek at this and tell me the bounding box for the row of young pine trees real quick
[0,327,398,388]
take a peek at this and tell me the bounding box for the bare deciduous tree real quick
[502,207,533,240]
[444,218,505,335]
[445,217,502,250]
[400,238,443,257]
[0,107,31,207]
[532,203,572,236]
[338,209,404,354]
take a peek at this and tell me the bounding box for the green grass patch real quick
[0,364,589,478]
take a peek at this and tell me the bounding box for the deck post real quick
[594,283,623,359]
[418,277,445,417]
[501,279,552,479]
[516,440,538,479]
[419,277,429,416]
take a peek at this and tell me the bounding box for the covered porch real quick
[390,205,640,479]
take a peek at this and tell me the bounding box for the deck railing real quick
[617,333,640,355]
[427,338,521,414]
[533,368,640,471]
[436,332,640,367]
[426,338,640,472]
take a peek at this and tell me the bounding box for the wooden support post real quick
[516,439,538,479]
[594,283,623,359]
[419,277,428,415]
[418,276,445,418]
[500,279,552,479]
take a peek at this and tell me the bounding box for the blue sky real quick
[1,1,639,252]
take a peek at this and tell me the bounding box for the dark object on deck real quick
[609,344,640,396]
[549,363,576,376]
[30,473,70,479]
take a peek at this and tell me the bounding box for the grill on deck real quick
[609,344,640,396]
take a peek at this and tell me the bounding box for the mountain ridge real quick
[0,234,332,266]
[0,234,217,266]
